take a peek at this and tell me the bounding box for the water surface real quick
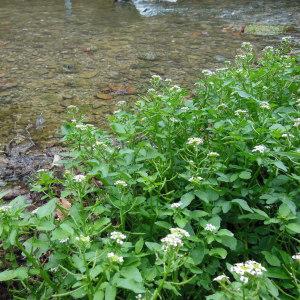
[0,0,299,148]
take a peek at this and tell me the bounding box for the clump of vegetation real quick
[0,38,299,299]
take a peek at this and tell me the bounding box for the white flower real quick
[263,46,274,53]
[110,231,126,245]
[241,42,253,51]
[75,124,94,130]
[217,103,228,109]
[161,233,183,250]
[74,174,86,182]
[114,110,121,114]
[135,294,144,300]
[180,106,189,113]
[117,101,126,106]
[114,180,128,187]
[75,235,90,244]
[234,109,247,116]
[252,145,268,153]
[32,208,39,214]
[215,67,228,73]
[202,69,214,76]
[187,137,203,146]
[165,78,172,83]
[148,88,156,93]
[59,238,69,243]
[205,224,217,232]
[260,101,270,110]
[213,274,229,282]
[170,85,182,92]
[171,202,182,209]
[282,133,294,138]
[292,253,300,261]
[207,152,219,157]
[50,267,58,272]
[67,105,77,110]
[170,227,190,238]
[240,276,249,284]
[230,260,266,283]
[170,117,180,123]
[282,36,292,43]
[189,176,203,183]
[293,118,300,127]
[0,205,11,212]
[151,74,162,83]
[107,252,124,264]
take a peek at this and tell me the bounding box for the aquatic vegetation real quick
[0,40,299,299]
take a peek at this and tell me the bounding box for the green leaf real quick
[93,289,104,300]
[154,221,171,230]
[35,198,57,218]
[231,199,253,212]
[190,243,205,265]
[262,251,281,267]
[266,267,289,279]
[265,278,279,297]
[274,161,288,172]
[135,238,144,254]
[0,268,28,281]
[239,171,251,180]
[180,192,195,208]
[195,189,219,203]
[105,284,116,300]
[145,242,161,251]
[115,278,145,293]
[285,223,300,234]
[120,267,143,283]
[209,248,227,259]
[235,90,252,99]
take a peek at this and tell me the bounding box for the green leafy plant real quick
[0,38,299,299]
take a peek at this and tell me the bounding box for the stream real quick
[0,0,299,185]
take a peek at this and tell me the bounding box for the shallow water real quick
[0,0,299,148]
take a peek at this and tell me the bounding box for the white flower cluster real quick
[293,118,300,127]
[116,101,126,107]
[135,294,145,300]
[282,36,292,43]
[202,69,214,76]
[114,180,128,187]
[0,205,11,212]
[241,42,253,52]
[170,202,182,209]
[180,106,189,113]
[75,124,94,130]
[110,231,126,245]
[170,85,182,92]
[205,223,217,232]
[75,235,90,244]
[262,46,274,53]
[213,274,229,282]
[170,117,180,123]
[107,252,124,264]
[230,260,266,284]
[217,103,228,109]
[207,151,219,157]
[234,109,247,116]
[292,253,300,261]
[282,133,294,138]
[252,145,268,153]
[259,101,270,110]
[161,227,189,251]
[59,238,69,243]
[187,137,204,146]
[189,176,203,183]
[74,174,86,182]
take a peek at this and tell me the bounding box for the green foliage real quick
[0,39,299,299]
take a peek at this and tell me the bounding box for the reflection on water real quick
[0,0,299,148]
[65,0,72,17]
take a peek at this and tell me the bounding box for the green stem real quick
[15,238,54,288]
[151,273,167,300]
